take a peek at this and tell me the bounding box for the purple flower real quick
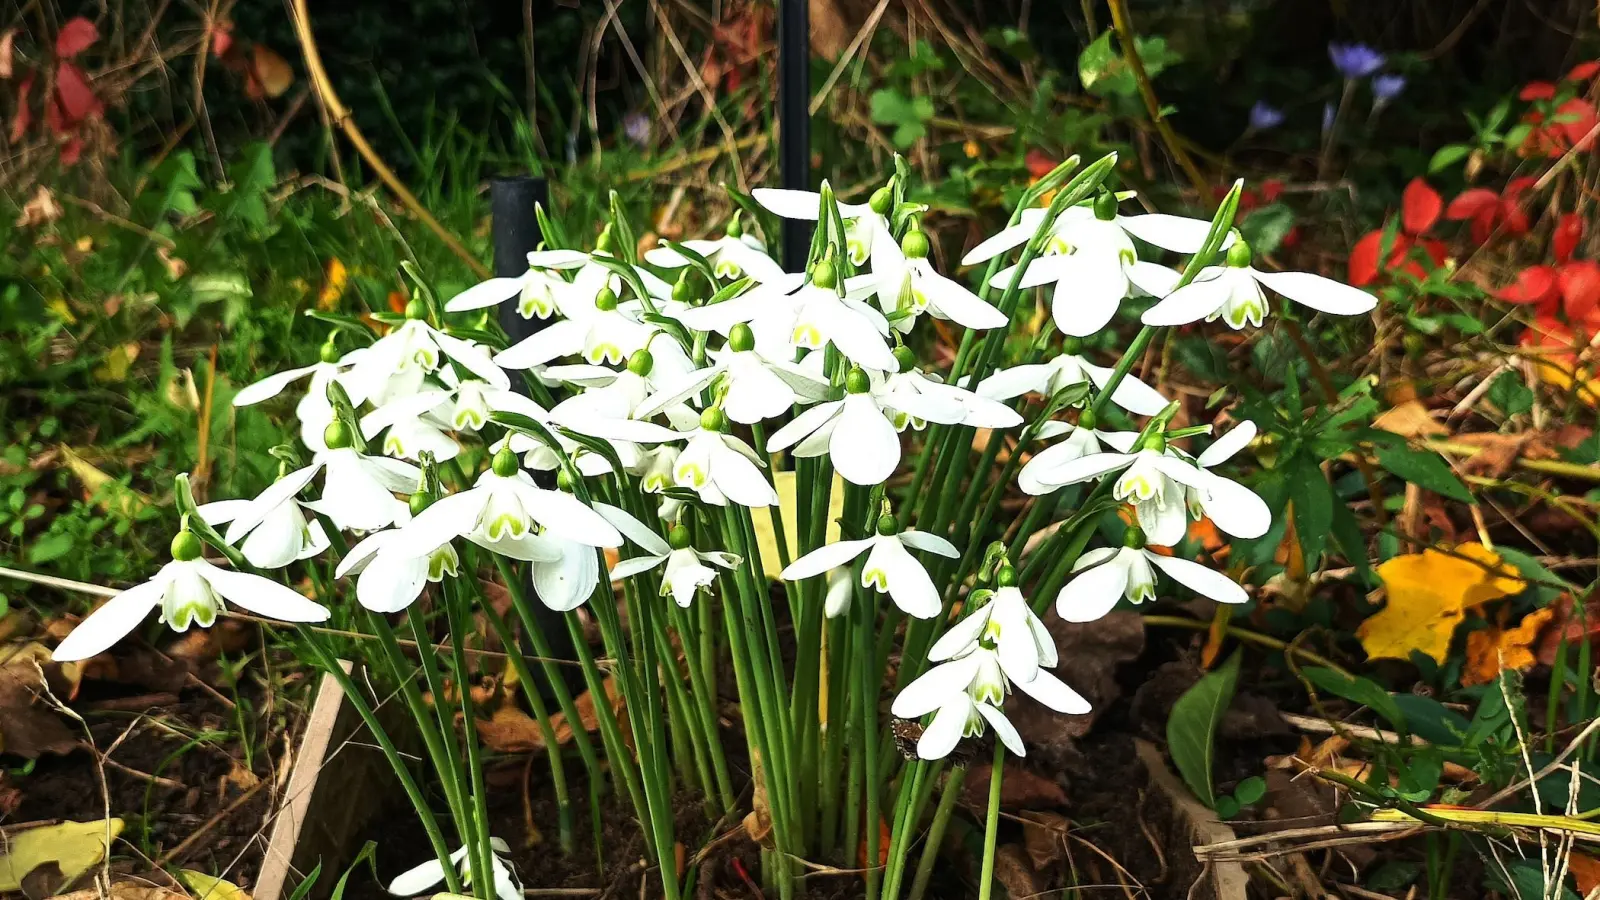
[622,112,650,147]
[1248,101,1285,131]
[1372,74,1407,102]
[1329,43,1385,79]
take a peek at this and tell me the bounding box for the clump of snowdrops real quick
[52,152,1373,900]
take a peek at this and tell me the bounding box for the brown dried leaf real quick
[0,643,81,759]
[1019,810,1069,871]
[1374,400,1448,439]
[991,846,1038,900]
[963,762,1068,809]
[1008,611,1144,753]
[14,186,62,228]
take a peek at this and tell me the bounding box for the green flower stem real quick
[443,579,496,895]
[879,757,934,900]
[906,766,967,900]
[976,743,1006,900]
[401,608,473,840]
[819,613,850,857]
[651,604,715,810]
[478,596,575,853]
[298,625,463,894]
[490,556,606,791]
[667,600,735,812]
[857,582,883,900]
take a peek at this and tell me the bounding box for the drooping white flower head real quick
[644,217,787,283]
[928,585,1057,680]
[1057,528,1248,623]
[1016,417,1137,497]
[875,357,1021,431]
[198,467,330,570]
[753,184,915,271]
[634,323,831,426]
[606,516,741,608]
[764,367,905,486]
[493,282,671,370]
[291,425,419,533]
[779,516,958,619]
[672,409,779,508]
[1139,239,1376,330]
[342,314,509,408]
[336,506,461,614]
[443,261,573,320]
[387,838,522,900]
[53,529,329,662]
[846,230,1008,334]
[232,343,369,452]
[976,340,1169,417]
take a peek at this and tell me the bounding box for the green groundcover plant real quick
[49,152,1374,900]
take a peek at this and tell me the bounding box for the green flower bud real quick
[1060,335,1084,355]
[491,446,521,477]
[893,345,917,373]
[1122,526,1147,549]
[700,406,728,432]
[1077,408,1097,430]
[668,524,692,550]
[729,322,756,353]
[596,225,615,254]
[869,186,894,216]
[672,272,696,304]
[170,530,203,562]
[900,230,930,259]
[319,336,341,364]
[409,491,434,516]
[595,286,619,311]
[725,212,744,238]
[323,420,352,450]
[627,348,654,376]
[556,468,575,491]
[995,564,1017,587]
[876,514,898,536]
[1225,237,1252,268]
[811,259,838,290]
[404,297,429,320]
[844,367,871,394]
[1093,190,1119,222]
[1140,432,1167,453]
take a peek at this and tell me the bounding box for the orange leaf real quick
[1569,852,1600,896]
[1463,606,1555,686]
[250,45,294,99]
[1358,543,1526,664]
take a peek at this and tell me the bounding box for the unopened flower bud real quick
[1225,238,1252,268]
[893,345,917,373]
[844,367,871,394]
[1122,526,1147,549]
[876,514,898,536]
[1093,190,1119,222]
[995,564,1017,587]
[869,186,894,216]
[700,406,727,432]
[319,336,341,364]
[491,446,520,478]
[410,491,435,516]
[404,297,428,320]
[170,530,203,562]
[627,349,654,375]
[668,524,692,550]
[724,213,744,238]
[729,323,756,353]
[595,286,619,311]
[596,225,615,254]
[323,420,352,450]
[672,272,696,304]
[811,259,838,290]
[900,230,930,259]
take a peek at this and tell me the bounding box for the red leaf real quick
[1555,214,1584,264]
[54,17,97,59]
[8,73,33,143]
[1402,178,1443,235]
[1024,149,1057,180]
[1502,203,1531,237]
[1445,188,1500,221]
[58,135,83,166]
[1261,179,1285,203]
[1504,176,1538,202]
[1569,61,1600,82]
[1556,98,1599,147]
[1520,81,1557,101]
[1471,205,1498,244]
[1238,189,1261,213]
[1349,231,1384,286]
[52,61,101,126]
[1280,224,1302,249]
[1559,261,1600,324]
[1418,238,1449,268]
[1498,266,1558,305]
[210,23,234,58]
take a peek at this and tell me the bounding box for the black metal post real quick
[488,174,580,690]
[778,0,812,271]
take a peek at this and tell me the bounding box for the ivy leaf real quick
[1166,650,1241,807]
[869,89,935,148]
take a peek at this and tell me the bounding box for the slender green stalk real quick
[976,744,1006,900]
[857,588,883,900]
[443,580,495,895]
[907,766,967,900]
[668,600,736,812]
[365,610,469,836]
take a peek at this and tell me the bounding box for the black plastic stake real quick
[488,174,579,691]
[778,0,812,271]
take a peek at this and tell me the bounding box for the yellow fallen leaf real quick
[0,818,124,892]
[1374,400,1448,439]
[1358,542,1525,663]
[1463,606,1556,687]
[58,445,151,518]
[180,871,252,900]
[317,258,349,310]
[748,471,844,580]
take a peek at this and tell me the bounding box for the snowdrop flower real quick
[879,352,1022,430]
[343,307,509,405]
[1329,42,1385,79]
[1247,101,1285,132]
[444,261,572,320]
[673,409,779,508]
[53,528,329,662]
[385,448,622,568]
[233,340,367,452]
[754,184,909,270]
[928,583,1056,683]
[1140,239,1376,329]
[765,367,904,486]
[962,184,1221,266]
[1173,421,1263,530]
[976,337,1169,417]
[634,323,830,425]
[1057,527,1247,623]
[607,519,741,608]
[644,216,787,283]
[847,230,1008,333]
[337,505,461,613]
[295,423,419,532]
[981,196,1218,337]
[358,390,462,462]
[494,285,671,369]
[543,346,697,425]
[523,243,674,305]
[198,468,330,570]
[891,641,1088,760]
[1021,437,1269,546]
[1017,413,1137,496]
[779,515,958,618]
[387,838,521,900]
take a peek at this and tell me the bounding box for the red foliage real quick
[52,62,102,127]
[1401,178,1443,235]
[54,17,97,58]
[1496,266,1558,305]
[1348,178,1446,286]
[1521,82,1557,101]
[1446,185,1530,244]
[1569,61,1600,82]
[1555,214,1585,264]
[1559,262,1600,323]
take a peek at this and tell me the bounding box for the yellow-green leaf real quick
[0,818,125,892]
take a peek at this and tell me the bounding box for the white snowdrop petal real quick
[222,465,322,545]
[976,703,1026,757]
[898,530,959,558]
[493,320,586,369]
[875,539,941,619]
[1081,362,1170,417]
[1117,213,1224,254]
[593,502,671,556]
[52,576,167,662]
[1056,556,1128,623]
[607,553,665,581]
[922,271,1009,329]
[197,560,329,622]
[433,330,511,391]
[781,538,874,581]
[337,530,395,578]
[1198,475,1272,540]
[765,399,843,453]
[234,364,319,407]
[197,499,250,528]
[1123,261,1185,299]
[752,188,824,220]
[961,211,1045,266]
[531,542,600,611]
[522,486,624,548]
[357,557,429,613]
[1016,669,1092,715]
[891,654,982,718]
[1196,421,1257,468]
[928,608,993,661]
[387,858,450,897]
[709,443,780,508]
[918,695,973,760]
[1252,269,1377,316]
[389,491,486,560]
[830,395,900,486]
[976,364,1052,401]
[1141,276,1232,327]
[445,277,523,312]
[1145,552,1250,605]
